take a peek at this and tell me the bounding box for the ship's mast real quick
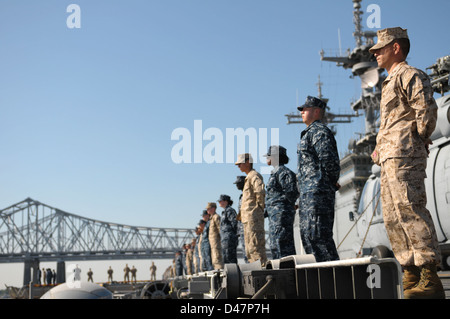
[317,75,323,99]
[285,75,358,133]
[285,0,376,143]
[352,0,363,47]
[319,0,382,154]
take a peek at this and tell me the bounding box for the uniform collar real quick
[270,164,282,174]
[245,169,256,180]
[384,61,408,83]
[301,120,322,136]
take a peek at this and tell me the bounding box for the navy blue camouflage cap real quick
[263,145,287,157]
[233,176,246,184]
[217,194,231,202]
[297,96,327,111]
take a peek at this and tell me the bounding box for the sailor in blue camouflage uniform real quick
[175,251,183,276]
[297,96,340,262]
[264,145,299,259]
[200,210,214,271]
[218,194,239,264]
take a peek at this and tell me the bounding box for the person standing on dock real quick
[150,262,157,281]
[131,266,137,283]
[107,266,113,282]
[46,268,53,285]
[87,268,94,282]
[370,27,444,299]
[297,96,340,263]
[123,264,130,282]
[37,268,42,285]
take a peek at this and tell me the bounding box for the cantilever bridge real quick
[0,198,198,285]
[0,198,197,263]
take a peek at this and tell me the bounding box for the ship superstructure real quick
[288,0,450,264]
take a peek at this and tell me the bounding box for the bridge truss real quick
[0,198,197,262]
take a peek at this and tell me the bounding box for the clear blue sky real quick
[1,0,448,234]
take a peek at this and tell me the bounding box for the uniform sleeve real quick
[226,207,238,232]
[212,214,220,232]
[405,71,438,142]
[313,130,340,186]
[209,214,221,242]
[251,175,265,209]
[278,170,300,205]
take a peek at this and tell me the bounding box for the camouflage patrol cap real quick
[369,27,408,53]
[235,153,253,165]
[297,96,326,111]
[206,202,216,209]
[263,145,287,157]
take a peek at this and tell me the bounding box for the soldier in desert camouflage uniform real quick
[264,145,299,259]
[235,153,267,266]
[185,243,193,275]
[196,219,206,272]
[206,202,224,270]
[370,27,444,299]
[297,96,340,262]
[191,237,199,274]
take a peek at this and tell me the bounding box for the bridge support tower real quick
[57,260,66,284]
[23,258,40,286]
